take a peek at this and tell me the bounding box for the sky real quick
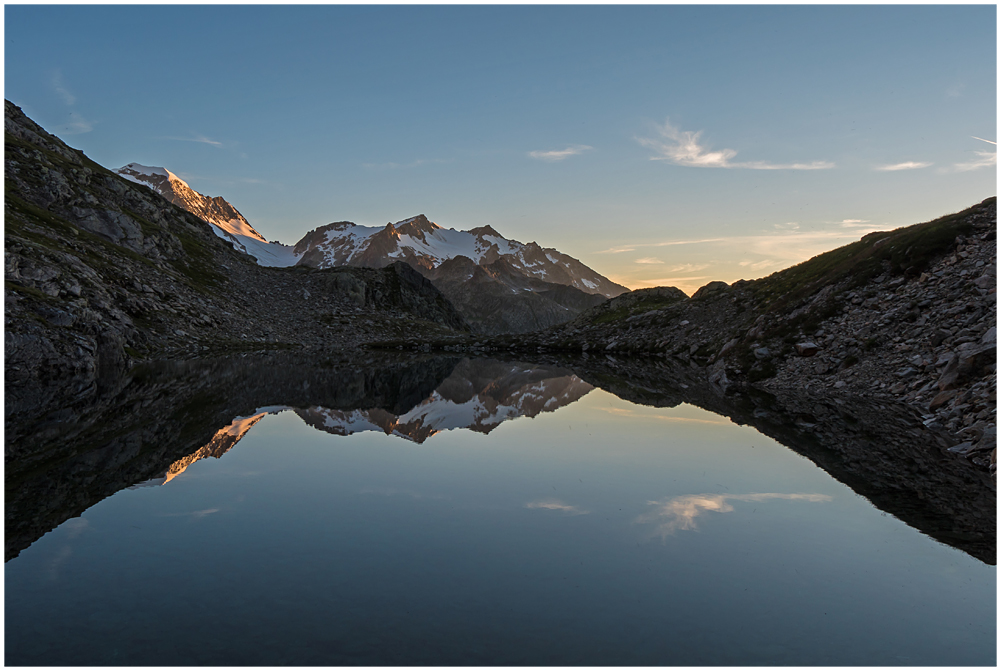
[5,5,997,294]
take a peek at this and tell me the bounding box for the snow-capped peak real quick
[115,162,300,268]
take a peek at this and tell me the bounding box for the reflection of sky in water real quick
[6,388,995,666]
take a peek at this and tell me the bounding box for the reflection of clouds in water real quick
[159,508,220,519]
[359,487,448,501]
[47,518,90,581]
[594,406,730,426]
[525,499,590,515]
[636,493,832,538]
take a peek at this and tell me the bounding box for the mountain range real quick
[115,164,627,333]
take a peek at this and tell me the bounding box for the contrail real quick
[971,136,997,145]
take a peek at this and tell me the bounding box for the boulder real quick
[794,342,819,357]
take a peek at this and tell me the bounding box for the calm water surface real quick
[5,366,996,665]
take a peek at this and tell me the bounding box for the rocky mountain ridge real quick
[117,160,627,334]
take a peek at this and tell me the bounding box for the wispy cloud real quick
[840,219,869,225]
[944,137,997,172]
[51,70,93,135]
[160,508,220,519]
[738,259,782,271]
[60,112,93,135]
[52,71,75,106]
[875,161,932,171]
[636,492,832,539]
[525,499,589,515]
[161,134,223,147]
[667,263,709,272]
[773,221,800,231]
[635,257,664,265]
[598,237,728,254]
[951,150,997,172]
[528,144,593,162]
[636,119,834,170]
[363,158,448,170]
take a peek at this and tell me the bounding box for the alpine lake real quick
[5,352,996,666]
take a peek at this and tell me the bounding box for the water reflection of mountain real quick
[5,355,590,559]
[5,352,995,566]
[297,359,593,443]
[133,360,592,487]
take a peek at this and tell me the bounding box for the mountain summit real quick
[115,163,298,267]
[294,214,628,298]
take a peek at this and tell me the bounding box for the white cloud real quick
[636,119,834,170]
[525,499,589,515]
[635,257,664,264]
[875,161,932,171]
[840,219,869,224]
[528,144,593,162]
[773,221,800,231]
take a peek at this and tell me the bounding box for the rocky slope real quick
[425,198,998,473]
[5,100,468,411]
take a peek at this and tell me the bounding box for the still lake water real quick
[5,359,996,665]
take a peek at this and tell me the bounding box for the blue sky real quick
[5,5,996,293]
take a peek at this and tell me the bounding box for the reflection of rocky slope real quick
[5,352,459,561]
[295,359,594,442]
